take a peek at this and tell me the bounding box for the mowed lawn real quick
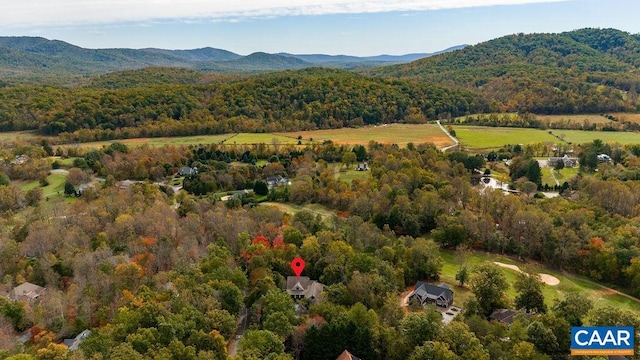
[18,173,67,198]
[437,250,640,312]
[279,124,454,147]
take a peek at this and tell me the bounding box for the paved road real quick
[228,302,248,356]
[436,120,460,152]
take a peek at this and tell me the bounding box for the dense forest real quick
[0,138,639,359]
[0,68,483,142]
[365,28,640,114]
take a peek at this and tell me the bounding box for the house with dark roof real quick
[548,155,577,168]
[9,282,45,302]
[178,167,198,176]
[356,163,368,171]
[409,281,454,308]
[266,175,291,189]
[336,350,361,360]
[286,276,324,303]
[489,309,531,327]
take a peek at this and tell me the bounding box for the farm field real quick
[612,113,640,123]
[551,129,640,145]
[58,134,235,149]
[452,126,558,150]
[278,124,453,147]
[0,130,39,143]
[226,133,305,145]
[438,250,640,312]
[58,133,310,149]
[453,125,640,150]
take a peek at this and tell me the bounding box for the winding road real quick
[436,120,459,152]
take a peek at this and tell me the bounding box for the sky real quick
[0,0,639,56]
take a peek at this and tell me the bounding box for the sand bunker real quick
[493,261,560,286]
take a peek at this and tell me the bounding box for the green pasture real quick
[453,125,640,150]
[437,250,640,311]
[452,126,559,150]
[550,129,640,145]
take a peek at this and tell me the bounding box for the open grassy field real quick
[279,124,453,147]
[0,130,40,143]
[58,134,235,149]
[453,125,640,150]
[438,250,640,311]
[551,129,640,145]
[452,126,558,150]
[58,133,312,150]
[327,163,370,183]
[226,133,306,145]
[17,173,67,198]
[612,113,640,124]
[261,202,335,223]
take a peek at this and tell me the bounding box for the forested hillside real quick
[365,28,640,114]
[0,68,483,142]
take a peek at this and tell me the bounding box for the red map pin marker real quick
[291,257,305,277]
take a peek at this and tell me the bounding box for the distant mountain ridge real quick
[0,36,464,80]
[278,45,466,67]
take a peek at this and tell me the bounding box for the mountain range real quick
[0,36,464,80]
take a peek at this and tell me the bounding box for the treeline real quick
[365,28,640,114]
[0,68,483,142]
[445,112,640,131]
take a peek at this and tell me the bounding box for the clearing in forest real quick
[278,123,454,147]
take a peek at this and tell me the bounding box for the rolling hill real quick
[364,28,640,114]
[0,36,460,81]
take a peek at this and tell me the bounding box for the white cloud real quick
[1,0,565,28]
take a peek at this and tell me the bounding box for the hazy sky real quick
[1,0,639,56]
